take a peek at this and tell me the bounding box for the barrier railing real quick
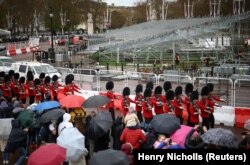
[127,72,157,95]
[193,77,233,106]
[55,68,249,107]
[233,79,250,107]
[97,70,128,93]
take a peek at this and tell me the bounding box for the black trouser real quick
[187,113,192,126]
[176,115,183,124]
[109,108,115,121]
[209,113,215,128]
[53,96,58,101]
[145,118,153,124]
[202,117,210,130]
[29,96,35,105]
[137,111,143,123]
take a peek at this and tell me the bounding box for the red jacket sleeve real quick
[212,95,224,102]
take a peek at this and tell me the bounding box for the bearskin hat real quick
[123,87,130,96]
[27,71,33,77]
[135,84,143,93]
[146,81,154,90]
[8,70,15,77]
[19,77,25,84]
[4,75,10,83]
[27,74,34,81]
[190,91,199,102]
[65,75,72,85]
[14,73,20,80]
[34,78,41,86]
[201,86,209,96]
[206,83,214,92]
[166,90,175,101]
[69,74,74,81]
[52,75,58,82]
[39,72,45,79]
[175,86,183,97]
[106,81,114,90]
[185,83,194,95]
[144,88,152,98]
[154,86,163,95]
[163,81,172,92]
[0,71,5,77]
[45,76,51,84]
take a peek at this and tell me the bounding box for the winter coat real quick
[112,117,124,150]
[120,127,146,149]
[5,119,27,153]
[58,113,74,135]
[94,131,110,152]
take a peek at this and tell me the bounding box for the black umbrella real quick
[83,95,110,109]
[89,149,130,165]
[201,128,238,148]
[86,111,113,140]
[150,114,181,135]
[40,109,65,123]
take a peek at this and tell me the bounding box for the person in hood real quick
[121,143,134,165]
[5,119,28,165]
[58,113,74,135]
[12,100,24,119]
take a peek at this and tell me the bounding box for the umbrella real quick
[27,103,38,110]
[40,109,65,123]
[0,118,13,140]
[150,114,181,135]
[201,127,238,148]
[28,143,66,165]
[17,110,34,128]
[83,95,110,108]
[170,125,194,148]
[244,119,250,131]
[34,101,60,111]
[57,127,86,161]
[87,111,113,140]
[60,95,85,108]
[89,149,130,165]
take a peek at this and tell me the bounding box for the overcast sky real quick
[105,0,176,7]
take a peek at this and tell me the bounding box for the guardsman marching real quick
[19,77,27,104]
[64,75,74,95]
[198,86,212,129]
[51,75,61,101]
[165,90,175,116]
[11,73,20,100]
[206,83,225,129]
[2,75,12,101]
[34,78,43,103]
[26,72,35,105]
[185,83,194,126]
[134,84,144,123]
[106,81,115,121]
[152,86,165,115]
[142,88,154,124]
[43,76,51,101]
[173,86,186,124]
[189,91,200,127]
[121,87,135,116]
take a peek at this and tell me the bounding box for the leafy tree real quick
[111,10,126,29]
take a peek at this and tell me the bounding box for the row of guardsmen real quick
[105,81,225,130]
[0,70,81,105]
